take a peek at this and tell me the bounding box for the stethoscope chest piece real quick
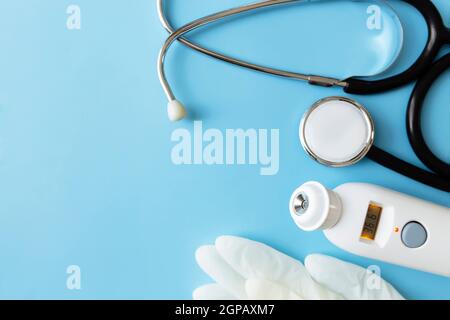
[300,96,375,167]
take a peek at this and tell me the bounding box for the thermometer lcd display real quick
[360,203,382,241]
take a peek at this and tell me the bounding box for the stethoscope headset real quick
[157,0,450,192]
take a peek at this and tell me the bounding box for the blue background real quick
[0,0,449,299]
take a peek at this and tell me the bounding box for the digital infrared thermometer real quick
[289,182,450,277]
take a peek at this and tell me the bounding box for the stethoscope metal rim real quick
[299,96,375,168]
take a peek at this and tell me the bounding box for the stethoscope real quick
[157,0,450,192]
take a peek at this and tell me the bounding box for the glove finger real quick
[196,245,247,299]
[215,236,342,300]
[305,254,404,300]
[193,283,236,300]
[245,279,303,300]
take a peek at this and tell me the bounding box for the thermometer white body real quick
[290,182,450,277]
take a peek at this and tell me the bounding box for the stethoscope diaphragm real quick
[300,96,375,167]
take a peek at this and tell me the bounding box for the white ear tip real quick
[289,181,342,231]
[167,100,187,122]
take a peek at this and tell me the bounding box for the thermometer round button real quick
[401,222,427,248]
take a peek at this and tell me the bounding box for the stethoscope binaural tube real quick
[158,0,449,115]
[157,0,348,121]
[158,0,450,192]
[157,0,315,84]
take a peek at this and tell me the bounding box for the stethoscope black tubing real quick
[349,1,450,192]
[407,53,450,180]
[446,28,450,44]
[368,147,450,192]
[345,0,449,94]
[367,54,450,193]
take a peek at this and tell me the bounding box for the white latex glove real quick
[193,236,404,300]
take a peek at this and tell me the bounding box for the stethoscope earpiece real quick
[167,100,187,122]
